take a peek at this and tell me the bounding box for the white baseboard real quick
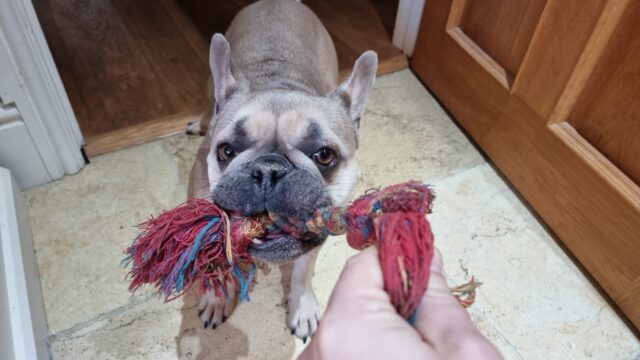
[0,167,49,359]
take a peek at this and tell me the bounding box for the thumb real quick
[415,251,501,358]
[415,250,477,341]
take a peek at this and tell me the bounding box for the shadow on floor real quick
[176,262,298,359]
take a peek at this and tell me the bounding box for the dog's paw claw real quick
[287,289,321,339]
[198,288,235,330]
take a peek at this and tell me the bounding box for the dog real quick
[187,0,377,339]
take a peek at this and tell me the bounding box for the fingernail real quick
[203,321,209,329]
[198,309,204,317]
[211,323,217,330]
[222,315,227,323]
[291,329,295,335]
[302,336,307,344]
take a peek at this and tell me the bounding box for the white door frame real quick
[0,168,49,360]
[393,0,426,57]
[0,0,85,185]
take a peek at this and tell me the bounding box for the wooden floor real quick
[177,0,405,79]
[35,0,405,157]
[34,0,210,141]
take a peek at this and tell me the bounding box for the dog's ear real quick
[331,51,378,137]
[209,34,244,113]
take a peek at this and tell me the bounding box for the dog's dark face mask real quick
[213,151,332,263]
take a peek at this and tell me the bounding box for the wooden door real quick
[412,0,640,329]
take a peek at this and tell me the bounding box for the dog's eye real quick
[217,143,237,162]
[312,147,338,167]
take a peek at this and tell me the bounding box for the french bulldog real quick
[187,0,378,339]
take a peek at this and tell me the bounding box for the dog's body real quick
[188,0,377,339]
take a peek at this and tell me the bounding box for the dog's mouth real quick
[235,210,328,263]
[211,166,331,263]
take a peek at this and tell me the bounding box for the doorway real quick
[33,0,406,157]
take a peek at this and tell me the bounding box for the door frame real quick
[0,0,85,186]
[0,168,50,359]
[393,0,426,56]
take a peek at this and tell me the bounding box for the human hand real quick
[299,246,502,360]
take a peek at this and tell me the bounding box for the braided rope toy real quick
[123,181,478,320]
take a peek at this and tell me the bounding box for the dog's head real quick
[206,34,377,263]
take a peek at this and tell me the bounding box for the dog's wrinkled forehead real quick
[211,92,356,157]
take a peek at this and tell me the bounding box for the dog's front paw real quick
[198,286,235,330]
[287,288,321,341]
[186,120,205,136]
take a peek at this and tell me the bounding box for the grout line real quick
[427,161,489,186]
[48,293,157,342]
[466,301,527,360]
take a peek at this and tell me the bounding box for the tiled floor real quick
[27,70,639,359]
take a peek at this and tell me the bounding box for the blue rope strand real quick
[233,262,257,302]
[175,217,219,292]
[409,306,420,325]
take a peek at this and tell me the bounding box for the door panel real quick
[568,3,640,184]
[412,0,640,329]
[512,0,607,118]
[458,0,546,76]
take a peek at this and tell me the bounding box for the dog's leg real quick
[287,246,321,340]
[198,279,236,329]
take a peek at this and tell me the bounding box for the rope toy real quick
[123,181,478,320]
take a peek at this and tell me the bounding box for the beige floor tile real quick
[49,269,345,360]
[357,70,484,190]
[429,163,639,359]
[27,140,188,334]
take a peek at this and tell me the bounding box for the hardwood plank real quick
[32,0,91,126]
[38,0,179,137]
[305,0,403,72]
[176,0,406,76]
[37,0,403,155]
[112,0,209,112]
[34,0,210,138]
[158,0,210,62]
[84,108,206,157]
[339,53,408,81]
[370,0,400,38]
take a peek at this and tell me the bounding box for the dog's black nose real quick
[250,154,292,191]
